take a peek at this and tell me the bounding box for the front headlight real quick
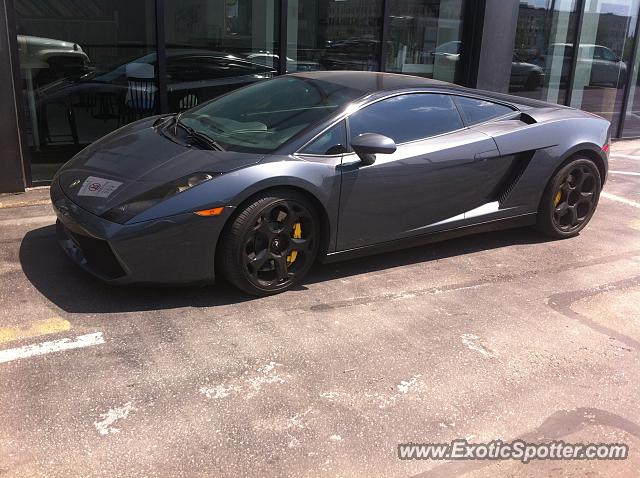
[101,172,218,224]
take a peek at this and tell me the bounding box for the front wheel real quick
[537,158,601,239]
[218,190,320,296]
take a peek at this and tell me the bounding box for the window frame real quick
[451,94,517,127]
[345,92,467,147]
[298,119,348,157]
[293,90,519,156]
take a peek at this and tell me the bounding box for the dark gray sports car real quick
[51,71,610,295]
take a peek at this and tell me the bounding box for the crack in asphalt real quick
[547,275,640,350]
[298,249,640,312]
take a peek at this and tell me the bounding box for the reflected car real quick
[17,35,90,88]
[319,39,381,70]
[540,43,627,88]
[510,53,544,91]
[430,41,544,90]
[35,49,275,134]
[245,52,323,72]
[51,71,610,296]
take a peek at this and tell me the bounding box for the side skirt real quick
[321,213,537,264]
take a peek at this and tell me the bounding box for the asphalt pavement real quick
[0,142,639,477]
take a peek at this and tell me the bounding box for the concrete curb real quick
[0,187,51,209]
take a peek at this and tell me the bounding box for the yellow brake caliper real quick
[554,191,562,207]
[287,222,302,265]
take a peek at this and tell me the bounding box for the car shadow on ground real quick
[20,224,553,314]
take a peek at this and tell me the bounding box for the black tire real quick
[525,72,540,91]
[537,158,601,239]
[218,190,320,296]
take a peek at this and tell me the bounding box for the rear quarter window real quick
[454,96,515,126]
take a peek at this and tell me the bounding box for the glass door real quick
[163,0,279,113]
[569,0,639,132]
[621,11,640,137]
[286,0,384,73]
[14,0,158,182]
[509,0,579,104]
[384,0,467,83]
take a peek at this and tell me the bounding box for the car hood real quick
[57,117,264,216]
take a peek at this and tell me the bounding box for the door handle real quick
[474,150,498,162]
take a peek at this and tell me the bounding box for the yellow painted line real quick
[0,317,71,344]
[0,198,51,209]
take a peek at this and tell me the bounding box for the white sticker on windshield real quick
[77,176,123,198]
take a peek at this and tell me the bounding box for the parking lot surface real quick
[0,142,639,477]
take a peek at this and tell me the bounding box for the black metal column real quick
[473,0,520,92]
[564,0,585,106]
[155,0,169,113]
[459,0,485,87]
[0,0,27,192]
[379,0,390,72]
[278,0,288,76]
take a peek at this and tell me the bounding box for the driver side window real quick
[300,120,347,155]
[348,93,464,144]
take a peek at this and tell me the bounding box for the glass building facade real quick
[1,0,640,191]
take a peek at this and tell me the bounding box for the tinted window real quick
[455,96,514,125]
[301,121,347,155]
[181,77,364,153]
[349,94,463,144]
[595,47,616,62]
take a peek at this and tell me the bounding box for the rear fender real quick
[472,115,609,211]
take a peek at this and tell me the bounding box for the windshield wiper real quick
[175,119,225,151]
[173,111,184,135]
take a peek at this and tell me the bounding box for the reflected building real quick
[2,0,640,192]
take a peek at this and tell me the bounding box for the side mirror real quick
[350,133,396,165]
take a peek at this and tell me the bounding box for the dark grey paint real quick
[51,72,610,285]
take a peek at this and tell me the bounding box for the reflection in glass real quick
[570,0,639,130]
[287,0,384,72]
[14,0,157,182]
[509,0,578,103]
[622,33,640,137]
[164,0,278,113]
[385,0,466,83]
[180,77,364,153]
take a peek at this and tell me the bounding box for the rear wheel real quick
[218,190,319,296]
[537,158,601,239]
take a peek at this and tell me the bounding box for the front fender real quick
[131,157,342,252]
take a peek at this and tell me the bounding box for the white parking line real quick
[601,192,640,209]
[611,154,640,160]
[609,170,640,176]
[0,332,105,364]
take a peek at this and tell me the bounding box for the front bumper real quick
[51,179,230,285]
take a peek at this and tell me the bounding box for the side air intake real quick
[518,112,537,124]
[496,150,536,205]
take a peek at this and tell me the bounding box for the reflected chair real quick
[123,62,158,123]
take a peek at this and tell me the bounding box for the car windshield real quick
[178,76,365,153]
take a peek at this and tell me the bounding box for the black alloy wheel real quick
[538,158,601,238]
[219,190,319,296]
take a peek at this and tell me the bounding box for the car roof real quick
[288,71,453,94]
[287,71,561,111]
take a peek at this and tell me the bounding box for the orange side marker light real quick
[195,207,225,217]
